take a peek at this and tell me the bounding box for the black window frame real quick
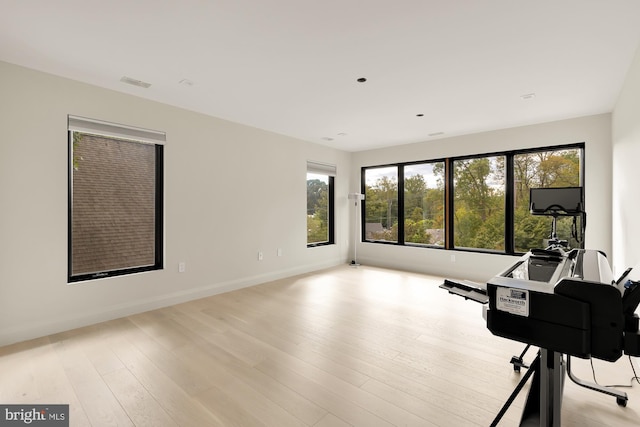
[362,165,400,244]
[361,142,584,256]
[67,117,164,283]
[451,153,507,252]
[307,174,335,248]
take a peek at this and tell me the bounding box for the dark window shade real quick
[68,115,164,282]
[71,134,157,276]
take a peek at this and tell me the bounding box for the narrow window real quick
[307,161,335,246]
[364,166,399,242]
[404,162,445,246]
[453,156,506,251]
[68,116,164,282]
[513,148,582,252]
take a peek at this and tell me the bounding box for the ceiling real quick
[2,0,640,152]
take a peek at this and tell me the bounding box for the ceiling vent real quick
[120,76,151,88]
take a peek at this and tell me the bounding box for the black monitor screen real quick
[530,187,583,216]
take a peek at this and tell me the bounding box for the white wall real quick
[0,61,351,346]
[351,114,613,282]
[612,46,640,276]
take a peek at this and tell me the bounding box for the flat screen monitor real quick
[530,187,583,216]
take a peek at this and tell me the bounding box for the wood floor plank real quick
[200,374,307,427]
[0,339,44,403]
[194,384,269,427]
[312,413,352,427]
[29,340,91,425]
[297,336,522,426]
[361,377,485,426]
[173,342,328,426]
[257,357,395,427]
[199,298,373,388]
[102,367,178,427]
[107,334,224,427]
[0,337,92,426]
[51,336,134,426]
[125,326,216,397]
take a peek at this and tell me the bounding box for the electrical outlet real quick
[178,262,186,272]
[277,248,283,257]
[258,251,263,261]
[450,254,456,263]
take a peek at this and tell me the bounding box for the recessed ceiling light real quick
[520,93,536,100]
[179,78,195,87]
[120,76,151,88]
[337,132,348,137]
[357,77,367,83]
[428,132,445,137]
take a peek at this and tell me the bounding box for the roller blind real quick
[307,160,336,176]
[68,115,166,145]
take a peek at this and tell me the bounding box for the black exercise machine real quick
[440,187,640,426]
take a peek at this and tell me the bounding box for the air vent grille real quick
[120,76,151,88]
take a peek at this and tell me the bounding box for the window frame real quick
[451,154,507,252]
[67,116,164,283]
[362,165,400,244]
[306,165,335,248]
[363,161,447,247]
[403,161,446,248]
[361,142,584,256]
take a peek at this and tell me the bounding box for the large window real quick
[453,156,505,250]
[513,148,582,251]
[364,163,445,246]
[68,116,164,282]
[361,144,583,254]
[307,161,335,246]
[404,163,445,246]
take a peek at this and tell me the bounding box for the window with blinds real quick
[68,115,164,282]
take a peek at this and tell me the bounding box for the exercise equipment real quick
[440,187,640,426]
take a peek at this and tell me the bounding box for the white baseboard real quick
[0,258,343,347]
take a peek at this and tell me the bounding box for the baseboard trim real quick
[0,258,343,347]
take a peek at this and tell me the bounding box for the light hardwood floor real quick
[1,265,639,426]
